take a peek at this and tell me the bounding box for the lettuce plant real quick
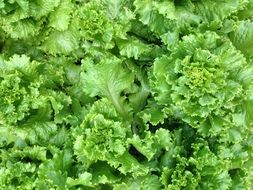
[0,0,253,189]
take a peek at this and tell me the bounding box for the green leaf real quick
[38,149,73,188]
[30,0,60,19]
[73,98,130,166]
[48,0,73,31]
[229,20,253,58]
[117,37,152,59]
[41,30,79,55]
[67,172,93,188]
[195,0,248,23]
[80,57,134,119]
[149,31,249,134]
[1,18,40,39]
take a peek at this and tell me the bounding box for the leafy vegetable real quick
[0,0,253,189]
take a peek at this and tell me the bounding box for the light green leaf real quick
[117,37,151,59]
[41,30,79,55]
[49,0,73,31]
[80,57,134,119]
[30,0,60,19]
[229,20,253,58]
[67,172,93,188]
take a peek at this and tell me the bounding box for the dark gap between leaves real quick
[74,59,82,66]
[11,177,20,186]
[128,145,147,162]
[149,118,183,133]
[46,150,53,159]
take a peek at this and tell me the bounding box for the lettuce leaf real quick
[0,0,253,189]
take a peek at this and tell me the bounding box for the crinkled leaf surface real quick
[0,0,253,189]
